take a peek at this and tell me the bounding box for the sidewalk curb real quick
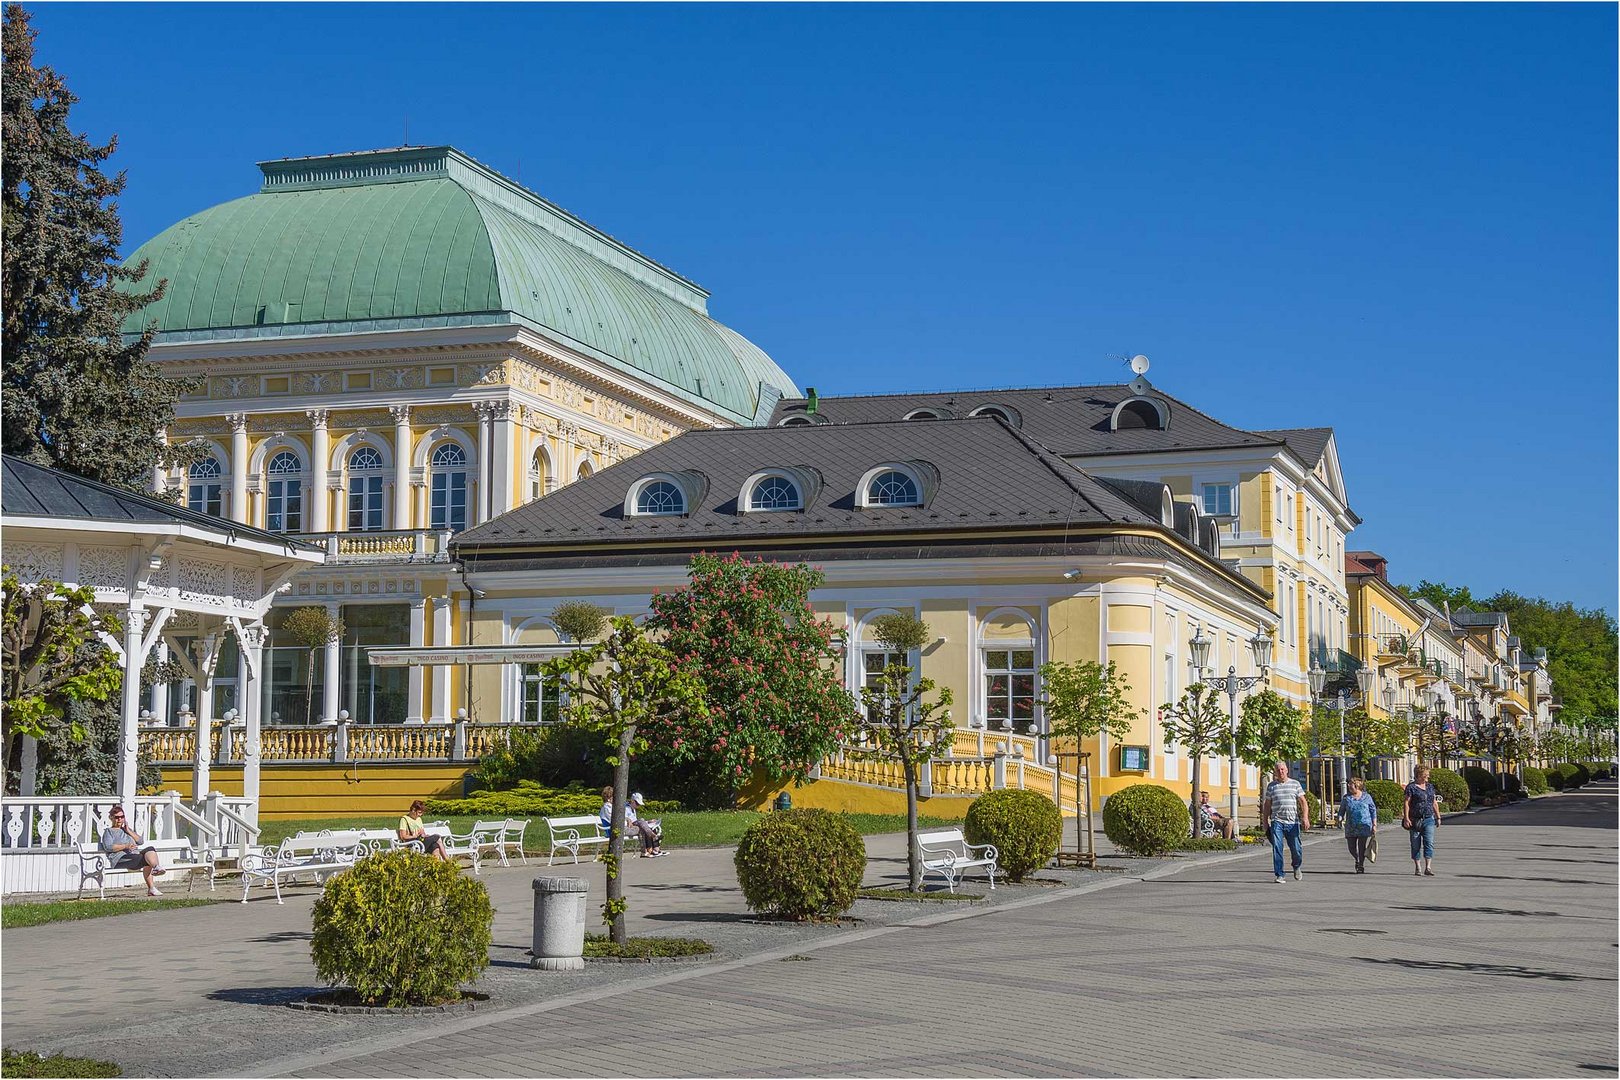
[256,837,1302,1077]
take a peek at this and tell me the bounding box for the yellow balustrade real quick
[348,725,454,761]
[464,724,513,759]
[930,757,995,794]
[259,727,334,762]
[140,730,197,763]
[338,533,415,557]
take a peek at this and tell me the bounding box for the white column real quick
[227,413,249,524]
[240,622,266,827]
[151,641,171,724]
[474,402,494,524]
[19,736,38,796]
[489,401,514,521]
[118,604,147,815]
[191,633,219,800]
[153,427,168,494]
[431,596,453,723]
[407,598,426,722]
[308,409,330,533]
[321,602,342,724]
[391,405,412,530]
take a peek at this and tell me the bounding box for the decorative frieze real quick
[7,543,64,581]
[78,546,130,589]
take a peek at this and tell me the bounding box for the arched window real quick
[265,451,303,532]
[576,460,594,481]
[749,475,802,511]
[188,457,224,517]
[865,469,920,507]
[428,442,469,533]
[778,416,814,427]
[347,446,385,531]
[904,409,946,421]
[1113,399,1165,431]
[969,405,1015,425]
[634,480,685,516]
[529,447,554,502]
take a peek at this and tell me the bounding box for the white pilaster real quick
[407,598,426,722]
[239,621,266,827]
[322,602,342,724]
[191,633,220,800]
[431,596,453,723]
[490,401,514,521]
[118,604,147,815]
[391,405,412,529]
[474,402,494,525]
[227,413,249,524]
[308,409,330,533]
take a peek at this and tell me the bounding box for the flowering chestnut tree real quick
[648,552,858,801]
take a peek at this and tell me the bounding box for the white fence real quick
[1,791,258,896]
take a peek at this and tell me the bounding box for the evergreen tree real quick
[2,4,197,491]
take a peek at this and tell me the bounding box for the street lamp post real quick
[1309,663,1376,808]
[1189,628,1273,831]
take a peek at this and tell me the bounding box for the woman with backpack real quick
[1340,777,1378,874]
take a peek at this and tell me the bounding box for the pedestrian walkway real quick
[1,787,1612,1077]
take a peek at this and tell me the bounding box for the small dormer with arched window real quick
[968,403,1021,427]
[1110,396,1169,431]
[624,471,709,518]
[856,461,937,509]
[738,466,822,514]
[904,408,952,421]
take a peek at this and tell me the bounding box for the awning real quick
[367,644,578,668]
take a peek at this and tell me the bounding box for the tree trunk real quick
[1189,755,1203,838]
[608,726,634,946]
[904,758,921,891]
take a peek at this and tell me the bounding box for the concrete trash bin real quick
[531,876,588,971]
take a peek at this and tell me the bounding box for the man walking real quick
[1261,761,1310,884]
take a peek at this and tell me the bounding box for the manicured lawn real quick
[1,897,215,930]
[257,810,956,852]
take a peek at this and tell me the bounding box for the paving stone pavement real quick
[4,787,1614,1077]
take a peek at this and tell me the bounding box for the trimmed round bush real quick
[1102,784,1191,855]
[1364,779,1404,819]
[1520,765,1548,795]
[1428,767,1470,813]
[1461,765,1496,803]
[964,790,1062,883]
[311,849,493,1007]
[1496,772,1521,795]
[1545,765,1566,790]
[734,808,865,919]
[1589,762,1612,781]
[1571,762,1592,787]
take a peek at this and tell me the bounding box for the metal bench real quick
[239,834,363,904]
[544,814,642,865]
[916,828,999,893]
[445,818,529,873]
[77,838,214,900]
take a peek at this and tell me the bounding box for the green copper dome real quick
[122,146,799,423]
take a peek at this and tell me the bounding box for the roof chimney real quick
[805,387,818,415]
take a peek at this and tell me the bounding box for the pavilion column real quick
[473,402,494,524]
[227,413,249,524]
[489,401,514,521]
[390,405,412,530]
[191,633,220,800]
[239,621,266,827]
[308,409,330,533]
[118,603,147,816]
[19,737,38,796]
[151,641,171,724]
[431,596,453,723]
[153,427,168,494]
[407,598,426,722]
[322,602,342,724]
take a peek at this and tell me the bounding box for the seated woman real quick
[398,800,451,861]
[600,786,665,858]
[1197,792,1238,840]
[99,805,168,896]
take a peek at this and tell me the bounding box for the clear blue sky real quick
[29,2,1618,612]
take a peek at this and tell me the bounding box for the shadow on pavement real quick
[1390,903,1595,919]
[1354,957,1614,982]
[207,986,322,1005]
[248,931,313,943]
[1460,873,1613,886]
[641,911,754,924]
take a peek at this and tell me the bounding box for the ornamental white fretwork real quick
[5,542,64,581]
[77,546,130,589]
[177,557,228,603]
[232,567,259,603]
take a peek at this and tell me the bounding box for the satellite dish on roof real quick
[1129,354,1151,375]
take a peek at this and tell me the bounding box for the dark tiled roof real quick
[2,454,321,553]
[770,384,1285,458]
[456,417,1171,548]
[1451,610,1508,628]
[1255,427,1333,467]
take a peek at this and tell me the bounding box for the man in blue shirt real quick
[1260,761,1310,884]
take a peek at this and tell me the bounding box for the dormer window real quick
[1110,398,1168,431]
[969,404,1020,427]
[778,416,814,427]
[634,480,685,516]
[865,469,920,507]
[750,475,801,511]
[738,466,820,514]
[904,409,947,421]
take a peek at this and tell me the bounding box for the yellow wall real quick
[160,763,471,819]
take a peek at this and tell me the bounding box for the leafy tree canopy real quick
[1039,659,1139,744]
[2,570,123,765]
[2,3,199,490]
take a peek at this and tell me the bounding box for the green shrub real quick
[733,809,865,919]
[1101,784,1190,856]
[1571,762,1592,787]
[1,1049,120,1078]
[425,779,679,819]
[1588,762,1611,781]
[1496,772,1521,795]
[1551,762,1582,789]
[1304,791,1323,825]
[1174,836,1238,851]
[963,790,1062,882]
[1461,765,1496,802]
[1545,765,1566,791]
[310,850,493,1007]
[1376,808,1395,824]
[466,725,613,792]
[1428,768,1470,813]
[1362,780,1403,821]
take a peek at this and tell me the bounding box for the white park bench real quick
[916,828,999,893]
[239,834,363,904]
[77,838,214,900]
[442,819,529,873]
[544,815,644,864]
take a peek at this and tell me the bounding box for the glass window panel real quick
[1011,650,1035,669]
[1012,695,1035,719]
